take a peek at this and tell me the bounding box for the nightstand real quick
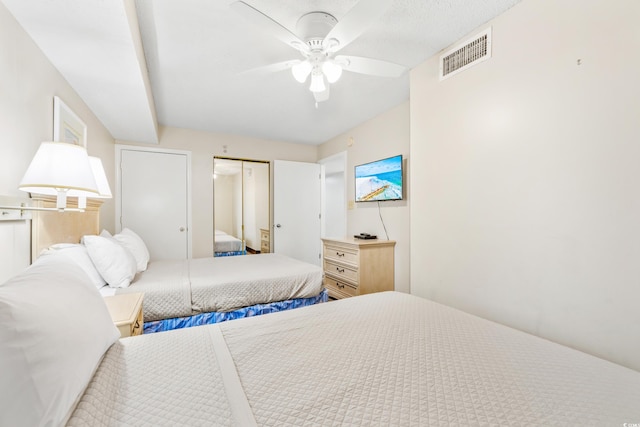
[103,292,144,337]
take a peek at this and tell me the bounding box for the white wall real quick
[410,0,640,371]
[0,3,115,282]
[319,102,410,294]
[117,126,317,258]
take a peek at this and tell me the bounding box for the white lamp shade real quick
[87,157,112,198]
[291,60,312,83]
[322,61,343,83]
[19,142,98,204]
[69,157,111,209]
[309,72,326,93]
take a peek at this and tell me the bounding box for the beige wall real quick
[0,3,115,282]
[410,0,640,371]
[117,126,318,258]
[319,102,410,293]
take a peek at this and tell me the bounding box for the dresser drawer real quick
[324,259,358,283]
[324,243,358,266]
[260,231,270,242]
[325,276,358,298]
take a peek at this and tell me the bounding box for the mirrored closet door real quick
[213,157,270,256]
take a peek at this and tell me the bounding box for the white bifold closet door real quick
[117,146,191,260]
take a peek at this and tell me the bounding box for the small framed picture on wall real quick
[53,96,87,147]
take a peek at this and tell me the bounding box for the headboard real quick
[30,196,102,260]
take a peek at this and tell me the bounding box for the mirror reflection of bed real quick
[213,157,269,257]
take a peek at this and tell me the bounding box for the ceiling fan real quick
[230,0,406,104]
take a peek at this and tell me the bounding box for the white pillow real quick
[40,243,107,290]
[113,228,150,272]
[82,235,137,288]
[0,254,119,427]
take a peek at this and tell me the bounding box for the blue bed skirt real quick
[214,250,246,257]
[143,288,328,334]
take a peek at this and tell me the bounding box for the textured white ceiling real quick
[2,0,522,145]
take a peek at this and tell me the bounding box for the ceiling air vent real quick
[439,27,492,80]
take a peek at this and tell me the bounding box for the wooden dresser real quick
[260,228,270,253]
[322,237,396,299]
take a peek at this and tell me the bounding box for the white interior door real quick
[274,160,321,265]
[118,146,191,260]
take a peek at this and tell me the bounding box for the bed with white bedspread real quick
[28,203,325,332]
[110,253,325,331]
[38,226,325,332]
[2,257,640,426]
[214,229,244,256]
[69,293,640,425]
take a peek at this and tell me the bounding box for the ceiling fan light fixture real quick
[322,61,342,83]
[291,60,312,83]
[309,72,326,93]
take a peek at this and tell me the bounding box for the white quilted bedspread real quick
[66,327,246,427]
[189,253,323,313]
[68,292,640,426]
[116,260,191,321]
[214,233,243,253]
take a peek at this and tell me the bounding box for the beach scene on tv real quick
[355,155,403,202]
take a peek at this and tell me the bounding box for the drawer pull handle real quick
[336,251,345,257]
[336,267,345,273]
[134,320,140,329]
[337,283,345,289]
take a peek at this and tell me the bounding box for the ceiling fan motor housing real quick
[296,11,338,48]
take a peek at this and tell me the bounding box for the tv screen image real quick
[355,155,403,202]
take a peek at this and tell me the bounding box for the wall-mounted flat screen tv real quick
[355,154,403,202]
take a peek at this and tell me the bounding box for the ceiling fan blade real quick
[337,55,406,78]
[230,1,309,53]
[240,60,300,76]
[313,85,330,103]
[323,0,393,52]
